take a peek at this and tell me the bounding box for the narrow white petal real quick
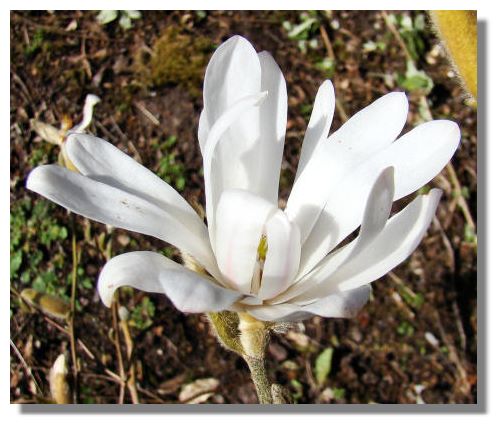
[253,51,288,203]
[328,92,408,155]
[98,251,241,312]
[197,108,209,153]
[248,284,370,322]
[66,134,208,243]
[273,167,395,304]
[203,35,261,126]
[297,189,442,303]
[299,120,460,278]
[258,211,301,300]
[285,140,337,243]
[296,284,371,317]
[26,165,219,276]
[203,92,268,242]
[286,92,407,245]
[295,80,335,179]
[214,189,277,293]
[203,37,262,203]
[334,189,442,291]
[246,303,309,322]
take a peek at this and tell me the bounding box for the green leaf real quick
[315,347,334,386]
[125,10,141,20]
[129,296,156,330]
[397,60,433,94]
[119,14,132,30]
[333,387,346,400]
[11,251,23,277]
[96,10,118,25]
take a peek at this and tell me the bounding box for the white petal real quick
[203,37,262,199]
[298,120,460,278]
[203,92,268,242]
[247,303,309,322]
[297,284,371,317]
[286,92,407,244]
[258,211,301,300]
[328,92,408,155]
[297,189,442,303]
[197,108,209,153]
[252,51,288,204]
[214,189,277,293]
[285,140,336,243]
[334,189,442,290]
[66,133,208,244]
[98,251,241,312]
[203,36,261,126]
[295,80,335,179]
[248,284,370,322]
[273,167,395,304]
[26,165,219,276]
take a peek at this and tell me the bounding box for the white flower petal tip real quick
[98,252,241,312]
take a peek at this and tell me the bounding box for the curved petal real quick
[197,108,210,153]
[333,189,442,291]
[273,167,395,304]
[66,133,208,243]
[295,284,371,316]
[258,210,301,300]
[298,120,460,278]
[286,92,407,244]
[202,92,268,241]
[295,80,335,180]
[253,51,288,204]
[246,303,309,322]
[203,35,261,126]
[214,189,277,293]
[296,189,442,303]
[247,284,370,322]
[26,165,219,277]
[202,36,263,206]
[98,251,241,312]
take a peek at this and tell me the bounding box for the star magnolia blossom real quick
[26,36,460,322]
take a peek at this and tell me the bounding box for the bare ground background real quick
[10,10,477,404]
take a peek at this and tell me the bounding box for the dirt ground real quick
[10,10,477,404]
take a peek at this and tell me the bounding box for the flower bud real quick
[49,354,71,404]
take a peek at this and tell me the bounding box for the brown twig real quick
[381,11,413,62]
[111,300,127,404]
[10,339,44,396]
[109,117,143,163]
[67,214,79,403]
[119,318,140,404]
[14,14,107,41]
[319,24,349,123]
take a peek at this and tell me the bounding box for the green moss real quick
[135,27,213,97]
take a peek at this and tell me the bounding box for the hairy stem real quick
[244,355,272,404]
[238,313,273,404]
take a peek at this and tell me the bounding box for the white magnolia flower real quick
[26,36,460,322]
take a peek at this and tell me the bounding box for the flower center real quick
[250,235,268,295]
